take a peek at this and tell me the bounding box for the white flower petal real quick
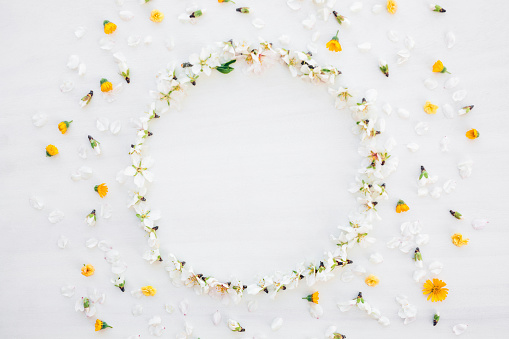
[341,269,354,282]
[443,179,457,193]
[248,300,258,312]
[378,316,390,326]
[144,35,153,44]
[252,18,266,29]
[369,252,384,264]
[309,304,323,319]
[67,55,80,70]
[414,121,430,135]
[424,78,438,90]
[397,108,410,119]
[99,37,115,50]
[212,310,222,325]
[78,145,87,159]
[428,261,444,275]
[302,15,316,30]
[413,269,426,282]
[98,240,112,252]
[78,63,86,76]
[48,210,65,224]
[179,299,190,315]
[279,35,290,45]
[110,120,122,135]
[349,2,363,12]
[128,35,141,47]
[404,36,415,50]
[86,238,98,248]
[271,317,283,331]
[29,195,44,210]
[387,30,399,42]
[382,103,392,115]
[78,166,93,180]
[312,31,321,42]
[407,143,420,152]
[372,4,383,14]
[452,324,468,335]
[32,112,48,127]
[442,103,454,119]
[60,285,75,297]
[57,235,69,249]
[458,160,473,179]
[472,219,489,230]
[119,10,134,21]
[97,119,110,133]
[415,233,430,246]
[132,304,143,316]
[287,0,301,10]
[74,26,87,39]
[445,77,460,89]
[440,136,450,152]
[358,42,371,52]
[60,80,74,93]
[101,204,113,219]
[352,265,366,275]
[446,31,456,48]
[430,187,442,199]
[165,304,175,314]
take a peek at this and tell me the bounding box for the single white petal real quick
[165,304,175,314]
[387,30,399,42]
[86,238,98,248]
[414,121,430,135]
[415,233,430,246]
[349,2,363,12]
[101,203,113,219]
[424,78,438,90]
[397,108,410,119]
[369,252,384,264]
[372,4,383,14]
[407,143,420,152]
[279,35,290,45]
[452,90,467,102]
[57,235,69,249]
[132,304,143,316]
[271,317,283,331]
[248,300,258,312]
[452,324,468,335]
[440,136,450,152]
[99,37,115,50]
[382,103,392,115]
[78,145,87,159]
[32,112,48,127]
[309,304,323,319]
[311,31,321,42]
[131,289,143,298]
[127,35,141,47]
[472,219,489,230]
[446,31,456,48]
[119,10,134,21]
[60,80,74,93]
[287,0,301,11]
[445,77,460,89]
[442,103,454,119]
[67,55,80,70]
[413,269,426,282]
[78,166,93,180]
[443,179,457,193]
[404,316,416,325]
[365,89,377,102]
[341,269,354,282]
[458,160,473,179]
[212,310,221,325]
[29,195,44,210]
[428,261,444,275]
[78,63,86,76]
[74,26,87,39]
[110,120,122,135]
[302,15,316,30]
[60,285,75,297]
[430,187,442,199]
[252,18,266,29]
[98,240,112,252]
[352,265,366,275]
[143,35,153,44]
[48,210,65,224]
[404,36,415,50]
[358,42,371,52]
[325,326,338,338]
[179,299,190,315]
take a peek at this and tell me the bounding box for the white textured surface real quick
[0,0,508,338]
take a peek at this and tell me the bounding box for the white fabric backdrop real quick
[1,0,508,338]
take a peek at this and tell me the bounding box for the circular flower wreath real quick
[123,39,397,303]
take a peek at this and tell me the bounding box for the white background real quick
[1,0,508,338]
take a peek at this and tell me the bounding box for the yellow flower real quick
[45,144,59,157]
[387,0,397,14]
[141,285,157,296]
[432,60,450,73]
[103,20,117,34]
[396,199,409,213]
[58,120,73,134]
[465,129,479,139]
[94,183,108,198]
[423,101,438,114]
[95,319,112,331]
[451,233,469,247]
[81,264,95,277]
[365,274,380,287]
[326,31,342,52]
[422,278,449,302]
[100,78,113,92]
[150,10,164,22]
[303,291,319,304]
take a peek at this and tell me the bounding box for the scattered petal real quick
[369,252,384,264]
[248,300,258,312]
[341,269,354,282]
[165,304,175,314]
[378,316,390,326]
[445,77,460,89]
[413,269,426,282]
[29,195,44,210]
[101,204,113,219]
[407,143,420,152]
[350,2,363,12]
[60,80,74,93]
[287,0,301,11]
[32,112,48,127]
[86,238,98,248]
[372,4,383,14]
[312,31,321,42]
[165,37,175,50]
[132,304,143,316]
[452,324,468,335]
[387,30,399,42]
[352,265,366,275]
[397,108,410,119]
[417,187,428,196]
[110,120,122,135]
[74,26,87,39]
[443,179,457,193]
[119,10,134,21]
[61,285,75,297]
[98,240,112,252]
[382,103,392,116]
[430,187,442,199]
[414,121,429,135]
[67,55,80,70]
[472,219,489,230]
[48,209,65,224]
[440,136,450,152]
[358,42,371,52]
[96,117,110,132]
[57,235,69,249]
[424,78,438,90]
[99,37,115,50]
[442,103,454,119]
[179,299,190,316]
[446,31,456,48]
[212,310,221,325]
[271,317,283,331]
[252,18,266,29]
[458,160,473,179]
[78,63,86,76]
[404,36,415,50]
[309,303,323,319]
[452,90,467,102]
[428,261,444,275]
[279,35,290,45]
[144,36,153,44]
[302,15,316,30]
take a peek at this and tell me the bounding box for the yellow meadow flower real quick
[45,144,59,157]
[387,0,397,14]
[432,60,450,73]
[150,10,164,22]
[103,20,117,34]
[81,264,95,277]
[423,101,438,114]
[95,319,112,331]
[396,199,409,213]
[58,120,73,134]
[303,291,319,304]
[365,274,380,287]
[94,183,108,198]
[100,78,113,92]
[465,129,479,139]
[141,285,157,296]
[326,31,342,52]
[422,278,448,302]
[451,233,469,247]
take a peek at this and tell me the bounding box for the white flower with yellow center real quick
[125,154,154,187]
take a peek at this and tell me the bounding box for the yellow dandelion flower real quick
[432,60,450,73]
[303,291,319,304]
[396,199,409,213]
[100,78,113,92]
[94,183,108,198]
[58,120,73,134]
[422,278,449,302]
[95,319,112,331]
[423,101,438,114]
